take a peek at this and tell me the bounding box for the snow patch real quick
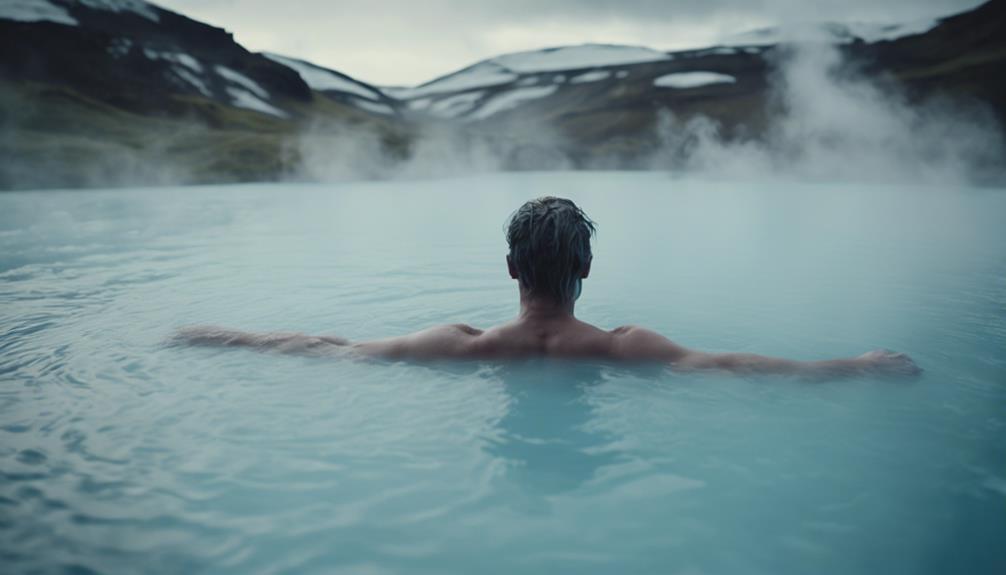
[469,86,558,121]
[654,72,736,89]
[569,70,610,84]
[428,92,484,118]
[616,70,629,79]
[216,65,268,99]
[0,0,77,25]
[407,98,432,111]
[353,99,394,115]
[516,77,539,87]
[173,53,201,73]
[491,44,670,73]
[401,62,517,99]
[79,0,159,22]
[379,86,414,99]
[144,49,202,73]
[396,43,669,97]
[553,75,566,84]
[263,53,381,101]
[107,37,133,58]
[143,47,211,96]
[226,87,287,118]
[173,68,211,97]
[700,47,738,56]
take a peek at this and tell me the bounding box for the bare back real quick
[352,319,687,363]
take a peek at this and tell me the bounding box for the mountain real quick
[261,52,399,117]
[1,0,1004,189]
[0,0,410,189]
[384,43,775,167]
[383,1,1005,169]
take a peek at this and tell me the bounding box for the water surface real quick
[1,173,1004,574]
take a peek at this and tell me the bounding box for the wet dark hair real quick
[505,197,596,304]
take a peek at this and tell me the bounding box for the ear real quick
[581,256,592,279]
[507,255,519,279]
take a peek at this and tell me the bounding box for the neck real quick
[518,290,575,321]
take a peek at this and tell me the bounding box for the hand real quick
[857,349,923,377]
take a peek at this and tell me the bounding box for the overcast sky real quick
[155,0,982,87]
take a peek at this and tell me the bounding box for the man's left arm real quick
[612,326,921,379]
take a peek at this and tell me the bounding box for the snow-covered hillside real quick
[384,14,939,102]
[0,0,159,25]
[264,53,380,100]
[388,44,670,100]
[376,9,950,124]
[381,43,678,121]
[263,52,397,116]
[1,2,954,124]
[0,0,77,25]
[3,0,1001,191]
[490,44,670,73]
[0,0,402,119]
[1,0,303,118]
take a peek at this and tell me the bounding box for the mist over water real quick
[2,39,1001,190]
[0,88,203,190]
[292,112,574,183]
[293,122,504,182]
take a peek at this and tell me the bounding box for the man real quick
[177,197,920,378]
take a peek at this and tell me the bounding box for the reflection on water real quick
[487,363,622,496]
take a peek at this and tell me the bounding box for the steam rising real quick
[291,103,578,184]
[0,87,198,190]
[293,123,504,182]
[2,42,1002,190]
[649,43,1004,185]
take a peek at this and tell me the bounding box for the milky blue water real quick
[1,173,1004,575]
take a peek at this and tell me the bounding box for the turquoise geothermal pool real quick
[1,173,1004,574]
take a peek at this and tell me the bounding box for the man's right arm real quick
[173,324,484,360]
[612,326,921,379]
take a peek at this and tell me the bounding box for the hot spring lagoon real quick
[1,172,1004,574]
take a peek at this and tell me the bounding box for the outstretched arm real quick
[173,324,482,359]
[613,326,921,379]
[173,326,353,356]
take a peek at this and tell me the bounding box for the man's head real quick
[505,197,596,304]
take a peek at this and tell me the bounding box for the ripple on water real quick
[0,179,1004,574]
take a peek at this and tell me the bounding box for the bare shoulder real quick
[405,323,485,339]
[425,323,486,342]
[609,324,660,339]
[609,325,637,336]
[352,323,485,359]
[609,325,689,362]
